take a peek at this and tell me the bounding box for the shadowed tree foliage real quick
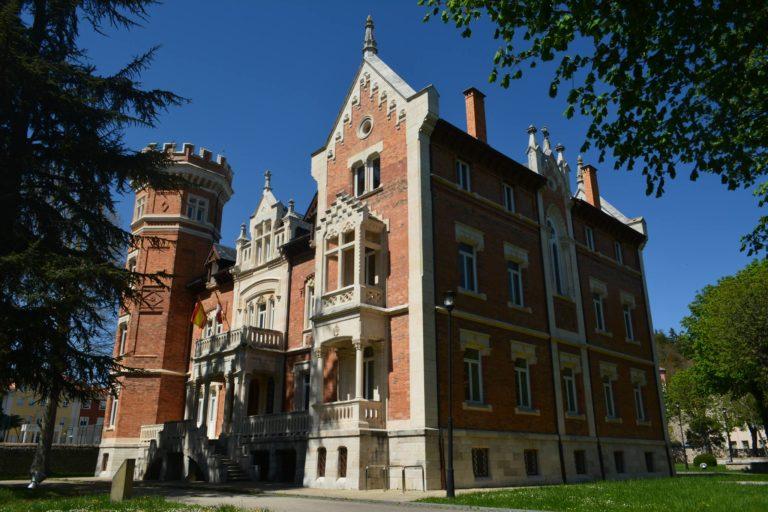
[420,0,768,254]
[681,260,768,439]
[0,0,184,484]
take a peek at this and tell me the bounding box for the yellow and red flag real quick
[191,302,206,328]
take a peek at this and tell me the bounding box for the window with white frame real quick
[304,278,315,327]
[623,304,634,341]
[603,377,617,419]
[456,160,471,191]
[253,221,273,265]
[459,243,478,292]
[134,195,145,220]
[563,367,578,415]
[117,322,128,356]
[464,348,483,403]
[614,241,623,264]
[507,261,524,307]
[515,358,532,409]
[353,155,381,197]
[324,230,355,292]
[593,293,606,332]
[633,382,646,422]
[186,195,208,222]
[585,226,595,251]
[547,219,566,296]
[108,394,119,427]
[503,183,515,212]
[257,301,268,328]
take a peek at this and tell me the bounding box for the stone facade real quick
[96,17,671,490]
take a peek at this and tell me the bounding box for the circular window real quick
[358,117,373,139]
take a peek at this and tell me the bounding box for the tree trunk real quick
[752,388,768,442]
[29,382,61,487]
[748,424,758,457]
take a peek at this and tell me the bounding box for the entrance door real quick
[206,386,218,437]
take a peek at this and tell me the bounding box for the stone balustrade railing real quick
[239,411,311,438]
[317,399,385,429]
[320,284,384,312]
[139,423,164,445]
[194,326,284,358]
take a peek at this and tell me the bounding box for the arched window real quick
[547,219,565,296]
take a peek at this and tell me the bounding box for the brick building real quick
[96,16,671,488]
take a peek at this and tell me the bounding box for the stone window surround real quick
[510,340,540,416]
[590,278,611,336]
[186,193,208,223]
[460,329,491,410]
[348,141,384,197]
[599,362,621,423]
[559,352,583,418]
[455,222,486,299]
[631,368,650,426]
[504,242,531,312]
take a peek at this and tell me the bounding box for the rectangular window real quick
[524,449,539,476]
[614,241,623,264]
[354,164,366,197]
[464,348,483,403]
[117,323,128,355]
[623,305,634,340]
[563,368,578,415]
[459,243,477,292]
[507,261,524,307]
[317,447,326,478]
[186,195,208,222]
[503,183,515,212]
[109,396,118,427]
[471,448,490,478]
[614,451,625,473]
[257,303,267,328]
[634,383,646,422]
[515,358,532,409]
[603,378,617,418]
[338,447,348,478]
[456,160,471,191]
[371,157,381,189]
[644,451,655,472]
[341,247,355,287]
[574,450,587,475]
[134,196,145,220]
[365,248,377,286]
[585,226,595,251]
[593,293,606,331]
[79,417,89,427]
[363,347,375,400]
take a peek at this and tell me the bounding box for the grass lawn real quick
[0,486,247,512]
[419,473,768,512]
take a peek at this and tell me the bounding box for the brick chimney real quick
[463,87,487,142]
[581,164,601,209]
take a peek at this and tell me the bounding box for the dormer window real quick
[253,220,272,265]
[186,195,208,222]
[353,155,382,197]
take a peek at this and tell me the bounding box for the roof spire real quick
[363,15,377,56]
[576,155,584,185]
[263,170,272,192]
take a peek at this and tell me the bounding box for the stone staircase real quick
[210,438,250,483]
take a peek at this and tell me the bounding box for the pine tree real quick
[0,0,183,485]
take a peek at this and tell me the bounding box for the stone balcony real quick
[320,284,384,315]
[316,399,385,429]
[194,326,284,359]
[237,411,311,439]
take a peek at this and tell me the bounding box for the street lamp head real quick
[443,290,455,312]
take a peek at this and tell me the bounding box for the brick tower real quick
[96,143,234,475]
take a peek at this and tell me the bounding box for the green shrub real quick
[693,453,718,468]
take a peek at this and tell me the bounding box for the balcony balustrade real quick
[238,411,311,439]
[316,399,385,429]
[194,326,284,359]
[320,284,384,313]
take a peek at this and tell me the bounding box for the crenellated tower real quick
[96,143,234,475]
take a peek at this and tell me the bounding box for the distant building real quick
[1,385,105,445]
[96,16,671,489]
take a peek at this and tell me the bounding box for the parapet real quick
[144,142,233,184]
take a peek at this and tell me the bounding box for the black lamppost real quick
[444,290,456,498]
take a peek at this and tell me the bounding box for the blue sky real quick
[78,1,759,332]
